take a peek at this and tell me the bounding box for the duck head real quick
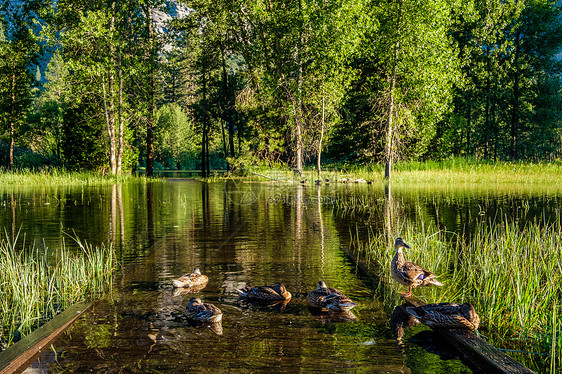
[187,297,202,307]
[317,281,328,289]
[394,237,410,251]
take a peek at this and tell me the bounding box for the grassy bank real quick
[225,158,562,185]
[348,219,561,373]
[0,169,154,186]
[0,234,114,349]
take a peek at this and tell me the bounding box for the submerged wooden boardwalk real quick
[343,247,536,374]
[0,302,91,374]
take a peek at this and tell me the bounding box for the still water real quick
[2,180,559,373]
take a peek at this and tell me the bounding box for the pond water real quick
[2,179,559,373]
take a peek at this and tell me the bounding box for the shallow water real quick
[4,179,558,372]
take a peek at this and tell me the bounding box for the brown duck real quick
[237,283,292,301]
[405,302,480,330]
[391,238,443,297]
[306,281,357,312]
[183,297,222,323]
[172,267,208,288]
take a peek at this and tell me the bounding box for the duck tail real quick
[404,307,422,320]
[429,278,444,287]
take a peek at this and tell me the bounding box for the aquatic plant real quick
[348,218,562,373]
[0,233,114,348]
[0,168,156,186]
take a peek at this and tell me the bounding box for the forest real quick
[1,0,562,178]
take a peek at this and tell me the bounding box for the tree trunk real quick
[317,95,324,179]
[220,44,236,165]
[511,33,520,161]
[107,1,117,175]
[384,0,403,180]
[9,72,15,170]
[117,44,124,174]
[484,46,491,159]
[101,75,116,175]
[384,41,399,180]
[201,69,208,178]
[295,0,304,174]
[146,4,155,177]
[220,45,232,170]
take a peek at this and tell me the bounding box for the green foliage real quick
[155,103,198,169]
[2,0,562,172]
[62,101,106,171]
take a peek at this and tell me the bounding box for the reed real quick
[0,233,114,349]
[348,218,562,372]
[0,168,156,186]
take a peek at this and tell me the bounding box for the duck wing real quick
[325,294,358,312]
[398,261,430,281]
[195,303,222,322]
[251,286,284,300]
[406,304,479,330]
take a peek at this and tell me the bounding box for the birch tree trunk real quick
[146,4,155,177]
[9,71,15,170]
[384,41,398,180]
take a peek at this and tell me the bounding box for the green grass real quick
[348,219,562,373]
[218,157,562,186]
[0,168,156,186]
[0,233,115,349]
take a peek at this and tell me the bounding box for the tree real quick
[29,51,68,161]
[365,0,459,179]
[0,1,42,169]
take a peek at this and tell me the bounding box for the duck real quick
[237,282,292,301]
[306,281,357,312]
[405,302,480,330]
[183,297,222,323]
[172,268,208,288]
[391,237,443,297]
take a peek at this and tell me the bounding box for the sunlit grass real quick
[0,168,156,186]
[220,157,562,186]
[0,233,115,348]
[348,218,562,373]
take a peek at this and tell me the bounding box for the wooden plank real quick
[341,247,536,374]
[0,301,91,374]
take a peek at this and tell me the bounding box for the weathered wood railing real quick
[0,302,91,374]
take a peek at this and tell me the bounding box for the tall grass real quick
[348,218,562,372]
[223,157,562,186]
[0,233,114,348]
[0,168,156,186]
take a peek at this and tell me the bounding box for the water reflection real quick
[389,305,484,373]
[4,180,556,372]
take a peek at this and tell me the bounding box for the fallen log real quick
[341,246,536,374]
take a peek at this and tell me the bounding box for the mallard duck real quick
[405,302,480,330]
[237,282,292,301]
[184,297,222,323]
[306,281,357,312]
[172,268,208,288]
[391,238,443,297]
